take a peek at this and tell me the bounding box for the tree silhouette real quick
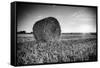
[17,31,26,34]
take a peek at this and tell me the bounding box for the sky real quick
[17,3,97,33]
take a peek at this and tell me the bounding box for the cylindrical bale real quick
[33,17,61,42]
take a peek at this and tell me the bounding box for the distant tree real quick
[90,33,96,35]
[17,31,26,34]
[30,32,33,34]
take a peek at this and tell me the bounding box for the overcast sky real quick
[17,3,97,33]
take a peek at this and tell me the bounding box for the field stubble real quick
[17,34,97,65]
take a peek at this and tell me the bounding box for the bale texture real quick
[33,17,61,42]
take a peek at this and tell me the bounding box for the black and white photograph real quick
[11,1,97,66]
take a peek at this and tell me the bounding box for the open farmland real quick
[17,33,97,65]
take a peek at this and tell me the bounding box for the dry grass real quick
[17,34,97,65]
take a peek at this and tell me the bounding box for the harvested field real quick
[17,33,97,65]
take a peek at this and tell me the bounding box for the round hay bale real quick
[33,17,61,42]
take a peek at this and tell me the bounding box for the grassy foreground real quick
[17,34,97,65]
